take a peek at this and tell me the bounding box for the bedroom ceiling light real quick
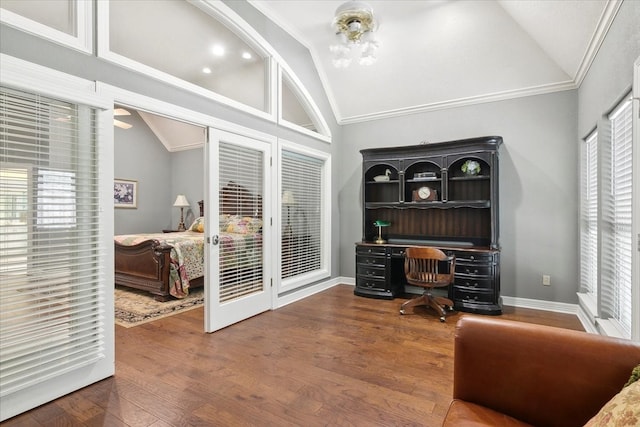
[173,194,190,231]
[330,0,379,68]
[113,108,132,129]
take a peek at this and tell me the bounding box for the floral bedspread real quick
[114,231,204,299]
[219,232,263,271]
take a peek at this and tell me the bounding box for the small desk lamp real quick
[374,220,390,244]
[173,194,190,231]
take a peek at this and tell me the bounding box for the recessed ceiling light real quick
[202,67,212,74]
[212,44,225,56]
[242,51,252,60]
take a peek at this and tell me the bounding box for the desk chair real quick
[400,247,455,322]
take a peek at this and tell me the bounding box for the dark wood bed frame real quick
[115,183,262,301]
[114,200,205,301]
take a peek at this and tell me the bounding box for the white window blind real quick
[218,142,263,303]
[601,96,633,338]
[0,86,104,396]
[580,131,598,295]
[281,150,323,279]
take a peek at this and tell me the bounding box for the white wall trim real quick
[501,295,578,314]
[275,276,353,308]
[95,82,276,144]
[0,54,108,109]
[573,0,624,87]
[339,80,577,125]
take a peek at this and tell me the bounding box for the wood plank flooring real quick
[4,284,584,426]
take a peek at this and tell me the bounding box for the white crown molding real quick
[339,80,577,125]
[573,0,623,87]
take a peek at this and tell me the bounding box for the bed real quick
[114,183,263,301]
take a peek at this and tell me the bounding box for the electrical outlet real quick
[542,275,551,286]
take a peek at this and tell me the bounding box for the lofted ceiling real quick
[250,0,618,124]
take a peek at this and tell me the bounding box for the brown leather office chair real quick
[400,247,455,322]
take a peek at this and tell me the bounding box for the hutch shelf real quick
[355,136,503,315]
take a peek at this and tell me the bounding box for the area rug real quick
[114,286,204,328]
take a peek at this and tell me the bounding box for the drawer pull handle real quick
[470,255,475,260]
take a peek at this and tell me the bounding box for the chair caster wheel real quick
[400,309,405,315]
[439,317,446,322]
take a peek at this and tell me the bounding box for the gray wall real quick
[171,148,205,229]
[113,109,205,235]
[114,110,172,234]
[338,91,580,303]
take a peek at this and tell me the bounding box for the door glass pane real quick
[109,0,267,112]
[218,143,264,303]
[2,0,76,36]
[281,150,322,279]
[0,86,103,397]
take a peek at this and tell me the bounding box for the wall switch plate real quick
[542,275,551,286]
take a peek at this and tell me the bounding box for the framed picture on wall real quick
[114,178,137,208]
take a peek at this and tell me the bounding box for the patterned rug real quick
[114,286,204,328]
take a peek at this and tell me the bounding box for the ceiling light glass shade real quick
[331,0,379,68]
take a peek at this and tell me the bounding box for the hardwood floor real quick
[4,284,583,427]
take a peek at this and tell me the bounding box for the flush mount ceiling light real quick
[330,0,379,68]
[113,107,132,130]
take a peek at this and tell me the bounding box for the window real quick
[580,131,598,297]
[0,0,92,53]
[600,95,633,338]
[280,142,330,291]
[36,169,76,228]
[102,0,269,115]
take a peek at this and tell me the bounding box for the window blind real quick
[580,131,598,295]
[601,96,633,338]
[281,150,322,279]
[0,86,104,396]
[218,142,263,303]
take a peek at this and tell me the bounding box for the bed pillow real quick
[583,380,640,426]
[189,216,205,233]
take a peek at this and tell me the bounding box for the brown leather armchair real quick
[443,316,640,427]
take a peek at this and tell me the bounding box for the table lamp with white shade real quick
[173,194,190,231]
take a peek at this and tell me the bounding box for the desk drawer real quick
[357,264,385,279]
[454,277,493,291]
[452,287,494,303]
[356,246,386,257]
[390,247,406,258]
[453,252,494,264]
[357,256,385,268]
[356,277,387,291]
[455,264,492,277]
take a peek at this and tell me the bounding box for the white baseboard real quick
[275,276,353,308]
[500,295,578,314]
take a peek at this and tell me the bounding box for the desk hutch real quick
[355,136,502,315]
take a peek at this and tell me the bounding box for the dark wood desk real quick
[355,241,501,315]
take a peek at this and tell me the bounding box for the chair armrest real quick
[453,316,640,427]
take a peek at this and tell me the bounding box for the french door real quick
[204,128,272,332]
